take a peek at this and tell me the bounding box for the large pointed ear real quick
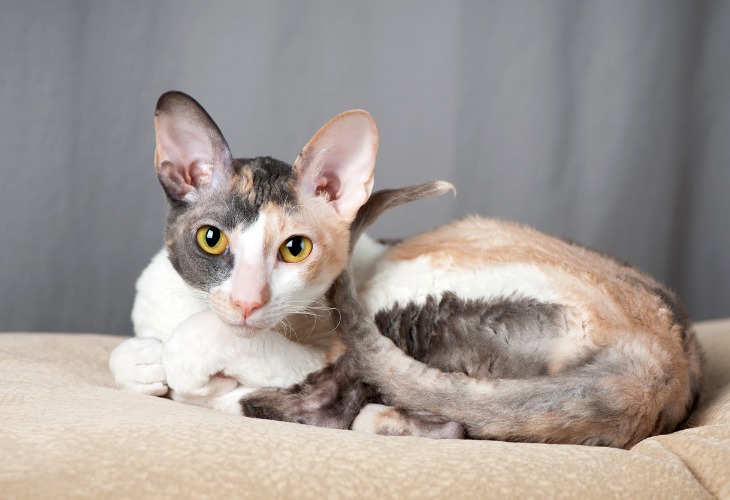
[293,110,378,222]
[154,91,234,204]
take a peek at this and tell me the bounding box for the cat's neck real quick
[274,308,338,349]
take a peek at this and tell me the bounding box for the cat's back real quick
[363,215,612,305]
[386,215,621,272]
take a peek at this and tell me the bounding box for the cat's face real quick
[153,92,377,335]
[164,157,351,333]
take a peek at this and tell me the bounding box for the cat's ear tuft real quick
[154,91,234,204]
[293,110,378,222]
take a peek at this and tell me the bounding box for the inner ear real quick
[154,91,234,203]
[293,110,378,222]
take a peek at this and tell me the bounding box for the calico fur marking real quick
[240,345,466,439]
[618,273,703,418]
[241,354,378,429]
[373,292,567,379]
[328,268,699,448]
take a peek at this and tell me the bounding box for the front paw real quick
[109,337,168,396]
[162,342,222,395]
[162,310,242,394]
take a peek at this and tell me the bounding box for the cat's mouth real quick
[210,305,281,337]
[218,315,271,337]
[205,292,278,335]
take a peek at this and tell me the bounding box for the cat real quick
[236,158,704,448]
[109,90,450,415]
[111,91,702,448]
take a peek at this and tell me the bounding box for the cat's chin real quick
[226,324,257,338]
[216,316,277,339]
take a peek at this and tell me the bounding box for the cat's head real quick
[153,91,378,335]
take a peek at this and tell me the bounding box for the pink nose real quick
[232,300,263,320]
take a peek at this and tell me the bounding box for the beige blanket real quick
[2,320,729,498]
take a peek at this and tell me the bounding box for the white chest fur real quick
[131,248,207,342]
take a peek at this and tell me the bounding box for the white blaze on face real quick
[229,212,271,312]
[209,213,271,327]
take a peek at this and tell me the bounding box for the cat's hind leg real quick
[351,403,465,439]
[240,356,378,430]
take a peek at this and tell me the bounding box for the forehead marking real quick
[230,210,268,266]
[260,203,288,252]
[237,168,256,202]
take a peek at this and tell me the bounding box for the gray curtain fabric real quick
[1,0,728,335]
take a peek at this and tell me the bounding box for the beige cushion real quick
[1,320,729,498]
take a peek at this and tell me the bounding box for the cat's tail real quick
[349,180,455,251]
[330,271,700,449]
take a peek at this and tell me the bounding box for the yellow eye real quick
[279,236,313,263]
[195,226,228,255]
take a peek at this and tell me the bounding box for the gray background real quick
[1,0,728,335]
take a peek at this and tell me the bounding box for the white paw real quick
[162,312,239,394]
[350,403,391,434]
[351,404,465,439]
[209,386,258,414]
[109,337,168,396]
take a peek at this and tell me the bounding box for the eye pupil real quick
[286,237,303,256]
[205,227,219,247]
